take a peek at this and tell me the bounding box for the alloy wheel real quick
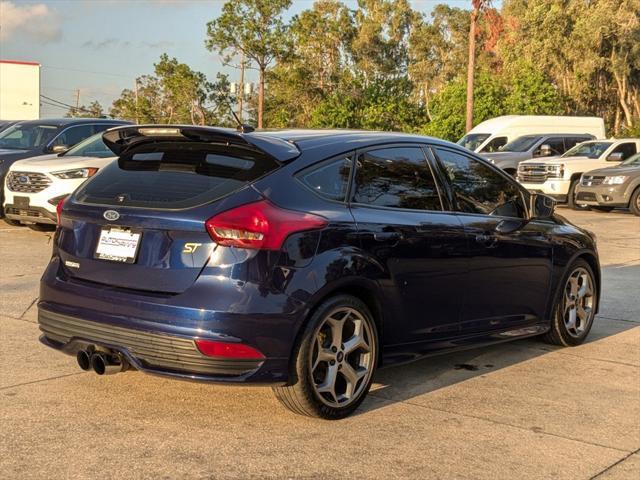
[562,267,595,338]
[309,307,375,408]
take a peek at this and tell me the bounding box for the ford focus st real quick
[39,125,600,419]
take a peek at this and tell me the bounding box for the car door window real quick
[353,147,442,211]
[435,148,527,218]
[535,138,564,157]
[480,136,507,153]
[51,125,95,148]
[296,155,352,201]
[564,137,591,152]
[611,142,637,160]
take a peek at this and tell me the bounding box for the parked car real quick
[482,133,595,176]
[517,138,640,209]
[0,118,130,216]
[458,115,605,154]
[39,125,600,419]
[4,133,116,227]
[575,153,640,216]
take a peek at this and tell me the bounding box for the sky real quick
[0,0,476,118]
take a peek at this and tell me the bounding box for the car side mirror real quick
[531,193,555,219]
[50,145,69,154]
[607,152,624,161]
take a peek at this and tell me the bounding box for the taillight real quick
[195,339,265,360]
[56,196,67,226]
[205,200,327,250]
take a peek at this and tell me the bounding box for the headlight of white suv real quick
[52,168,98,179]
[602,175,628,185]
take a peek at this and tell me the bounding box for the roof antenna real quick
[219,86,255,134]
[230,109,255,134]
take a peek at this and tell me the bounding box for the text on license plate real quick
[95,227,141,263]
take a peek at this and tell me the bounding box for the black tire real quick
[591,206,614,213]
[630,187,640,217]
[273,294,378,419]
[27,223,56,232]
[542,258,597,346]
[568,179,589,210]
[3,218,22,227]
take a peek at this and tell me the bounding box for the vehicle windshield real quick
[0,123,59,150]
[562,141,612,159]
[457,133,490,151]
[501,135,541,152]
[620,153,640,167]
[62,133,114,158]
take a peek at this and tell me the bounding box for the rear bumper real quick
[38,256,308,384]
[38,309,281,383]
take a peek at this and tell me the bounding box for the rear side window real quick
[353,147,442,211]
[565,137,591,151]
[435,148,526,218]
[296,155,352,201]
[74,142,279,208]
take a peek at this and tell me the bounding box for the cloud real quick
[81,39,172,50]
[0,1,62,42]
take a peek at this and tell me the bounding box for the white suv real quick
[4,133,115,227]
[517,139,640,208]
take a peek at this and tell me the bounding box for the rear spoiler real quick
[102,125,301,162]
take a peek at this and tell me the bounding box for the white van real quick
[458,115,606,153]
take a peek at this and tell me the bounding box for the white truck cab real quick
[458,115,606,154]
[517,138,640,208]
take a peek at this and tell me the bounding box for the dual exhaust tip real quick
[76,349,128,375]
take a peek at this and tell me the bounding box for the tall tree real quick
[466,0,491,132]
[110,55,232,125]
[65,100,104,118]
[205,0,291,128]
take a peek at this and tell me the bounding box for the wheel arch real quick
[290,278,386,369]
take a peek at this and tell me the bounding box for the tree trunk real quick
[258,67,265,129]
[465,9,478,133]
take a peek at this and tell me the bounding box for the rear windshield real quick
[74,142,279,208]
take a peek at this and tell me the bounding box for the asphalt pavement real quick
[1,208,638,479]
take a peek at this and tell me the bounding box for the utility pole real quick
[134,79,139,124]
[75,89,80,117]
[237,52,245,122]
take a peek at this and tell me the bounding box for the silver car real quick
[575,153,640,216]
[481,133,594,176]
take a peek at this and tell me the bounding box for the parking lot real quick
[1,208,638,479]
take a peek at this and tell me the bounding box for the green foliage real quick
[503,62,564,115]
[309,77,426,131]
[423,73,508,141]
[110,55,233,125]
[65,100,104,118]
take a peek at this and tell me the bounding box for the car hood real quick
[10,155,116,173]
[520,155,589,166]
[583,165,640,176]
[481,151,529,162]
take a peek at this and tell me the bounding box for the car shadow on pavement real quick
[359,313,638,416]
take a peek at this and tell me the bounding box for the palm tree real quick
[466,0,491,132]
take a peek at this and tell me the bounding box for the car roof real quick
[13,118,130,128]
[255,129,455,150]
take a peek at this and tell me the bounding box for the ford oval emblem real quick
[103,210,120,221]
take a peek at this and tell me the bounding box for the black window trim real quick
[348,142,447,214]
[429,145,532,220]
[294,151,356,205]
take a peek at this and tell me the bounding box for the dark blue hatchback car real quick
[39,125,600,418]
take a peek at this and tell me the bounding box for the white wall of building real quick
[0,60,40,120]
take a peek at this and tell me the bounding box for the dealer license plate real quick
[94,227,142,263]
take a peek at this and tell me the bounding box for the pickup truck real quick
[517,139,640,208]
